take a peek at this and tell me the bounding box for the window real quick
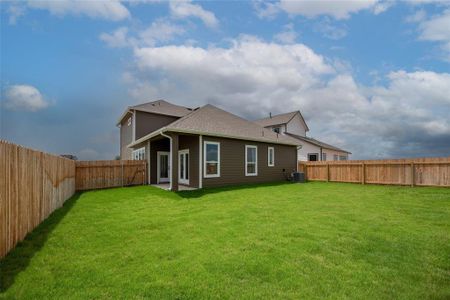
[308,153,318,161]
[272,127,281,134]
[245,145,258,176]
[268,147,275,167]
[204,141,220,178]
[334,154,338,161]
[127,117,132,126]
[132,147,145,160]
[339,155,348,161]
[321,153,327,161]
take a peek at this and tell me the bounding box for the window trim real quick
[245,145,258,176]
[308,153,319,162]
[321,152,327,161]
[268,146,275,167]
[132,147,145,160]
[203,141,220,178]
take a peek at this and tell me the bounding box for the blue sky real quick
[1,0,449,160]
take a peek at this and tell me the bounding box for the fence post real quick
[326,163,329,182]
[361,163,365,185]
[410,162,415,187]
[121,160,124,187]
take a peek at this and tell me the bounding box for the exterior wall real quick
[135,111,178,140]
[202,136,297,188]
[298,140,350,161]
[149,138,170,184]
[321,149,350,161]
[298,141,321,161]
[178,135,199,188]
[286,113,307,137]
[120,113,133,160]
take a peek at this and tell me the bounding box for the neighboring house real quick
[254,111,351,161]
[117,100,299,191]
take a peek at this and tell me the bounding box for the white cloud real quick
[7,3,26,25]
[278,0,380,19]
[274,23,298,44]
[27,0,130,21]
[417,9,450,59]
[100,19,185,48]
[124,37,450,158]
[253,0,281,19]
[138,19,185,46]
[405,9,427,23]
[100,27,130,48]
[169,0,218,28]
[314,19,347,40]
[3,85,50,112]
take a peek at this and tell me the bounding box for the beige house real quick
[254,111,351,161]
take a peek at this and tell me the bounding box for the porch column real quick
[170,133,179,191]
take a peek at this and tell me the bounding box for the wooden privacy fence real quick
[0,140,76,258]
[75,160,147,191]
[299,157,450,187]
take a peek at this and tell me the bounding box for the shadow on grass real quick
[176,181,296,199]
[0,193,81,292]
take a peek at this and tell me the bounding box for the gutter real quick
[127,127,300,149]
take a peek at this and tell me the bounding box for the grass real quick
[1,182,449,299]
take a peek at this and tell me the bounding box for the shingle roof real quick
[286,133,351,154]
[130,104,301,147]
[130,99,193,117]
[254,111,309,131]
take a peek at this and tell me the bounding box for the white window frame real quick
[132,147,145,160]
[178,149,189,185]
[245,145,258,176]
[203,141,220,178]
[268,147,275,167]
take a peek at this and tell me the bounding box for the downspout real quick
[296,145,302,172]
[160,130,173,191]
[320,147,323,161]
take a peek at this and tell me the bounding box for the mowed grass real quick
[1,182,449,299]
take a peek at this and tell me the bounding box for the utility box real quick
[292,172,305,183]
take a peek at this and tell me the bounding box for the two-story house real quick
[254,111,351,161]
[117,100,300,191]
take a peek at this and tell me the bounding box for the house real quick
[254,111,351,161]
[117,100,300,191]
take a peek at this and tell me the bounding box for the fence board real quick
[299,157,450,187]
[0,140,76,258]
[75,160,147,191]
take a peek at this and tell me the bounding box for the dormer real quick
[254,111,309,137]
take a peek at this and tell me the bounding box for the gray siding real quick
[179,135,199,188]
[135,111,178,140]
[120,113,133,160]
[202,136,297,188]
[149,138,170,184]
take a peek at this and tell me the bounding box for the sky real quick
[1,0,449,160]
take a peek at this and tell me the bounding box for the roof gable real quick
[255,111,309,131]
[130,100,193,117]
[117,99,192,125]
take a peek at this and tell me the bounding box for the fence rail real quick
[0,140,76,258]
[298,157,450,187]
[75,160,147,191]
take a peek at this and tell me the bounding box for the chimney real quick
[269,112,272,118]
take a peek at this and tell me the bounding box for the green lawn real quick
[1,182,449,299]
